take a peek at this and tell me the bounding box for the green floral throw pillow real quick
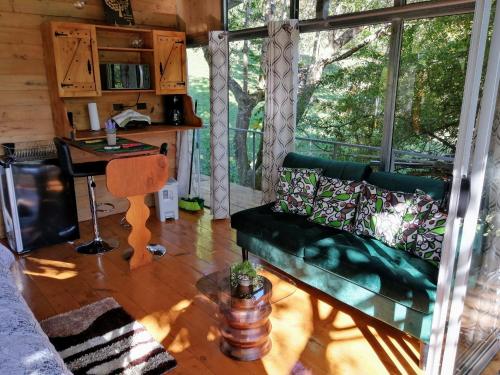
[308,177,364,232]
[414,207,447,262]
[354,183,413,246]
[272,167,322,216]
[394,191,437,253]
[392,190,446,262]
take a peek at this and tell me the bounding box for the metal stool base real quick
[76,238,118,255]
[147,244,167,257]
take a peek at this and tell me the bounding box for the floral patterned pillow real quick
[308,177,364,232]
[272,167,322,216]
[394,191,438,253]
[354,183,413,246]
[414,202,447,262]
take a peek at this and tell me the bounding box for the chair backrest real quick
[283,152,371,181]
[53,137,75,177]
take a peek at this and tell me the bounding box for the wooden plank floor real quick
[12,210,424,375]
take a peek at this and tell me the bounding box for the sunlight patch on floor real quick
[168,327,191,353]
[139,299,193,344]
[23,258,77,280]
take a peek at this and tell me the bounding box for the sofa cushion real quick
[354,183,413,247]
[415,209,447,262]
[283,152,371,181]
[303,234,438,313]
[231,204,336,258]
[272,167,322,216]
[308,177,365,232]
[366,171,447,201]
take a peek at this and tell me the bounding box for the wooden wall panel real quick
[0,0,179,239]
[176,0,222,45]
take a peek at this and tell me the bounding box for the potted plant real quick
[230,261,260,287]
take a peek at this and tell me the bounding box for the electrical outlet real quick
[113,103,124,111]
[137,102,147,110]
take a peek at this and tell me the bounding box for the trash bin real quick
[154,177,179,221]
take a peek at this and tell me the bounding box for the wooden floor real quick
[12,209,426,375]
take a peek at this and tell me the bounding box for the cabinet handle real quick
[87,60,92,75]
[160,62,164,75]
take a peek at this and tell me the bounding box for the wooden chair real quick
[106,153,168,270]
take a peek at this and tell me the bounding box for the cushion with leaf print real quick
[354,183,413,246]
[272,167,322,216]
[308,177,364,232]
[414,207,447,262]
[394,190,438,253]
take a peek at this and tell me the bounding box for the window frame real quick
[223,0,475,172]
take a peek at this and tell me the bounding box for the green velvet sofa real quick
[231,152,447,344]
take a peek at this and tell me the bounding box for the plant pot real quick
[238,274,252,287]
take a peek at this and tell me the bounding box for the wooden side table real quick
[218,277,273,361]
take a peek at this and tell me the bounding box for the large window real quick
[228,38,266,212]
[297,25,390,166]
[393,14,473,177]
[221,0,476,214]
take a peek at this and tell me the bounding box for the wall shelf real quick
[74,124,200,140]
[101,89,156,94]
[97,46,154,52]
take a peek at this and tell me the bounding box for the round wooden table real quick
[218,276,273,361]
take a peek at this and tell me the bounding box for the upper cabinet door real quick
[48,23,101,97]
[153,31,187,95]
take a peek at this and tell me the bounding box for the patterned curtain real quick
[208,31,230,219]
[261,20,300,203]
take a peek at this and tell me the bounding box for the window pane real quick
[301,0,394,20]
[228,39,266,212]
[393,14,473,178]
[228,0,289,31]
[299,0,317,20]
[329,0,393,16]
[187,47,210,207]
[297,25,390,166]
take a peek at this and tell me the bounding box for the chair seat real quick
[72,161,107,177]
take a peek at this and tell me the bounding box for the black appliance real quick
[0,143,79,253]
[100,63,151,90]
[163,95,184,125]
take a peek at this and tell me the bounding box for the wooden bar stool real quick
[106,153,168,270]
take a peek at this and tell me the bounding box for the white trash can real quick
[155,178,179,221]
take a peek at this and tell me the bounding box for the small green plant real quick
[231,261,258,278]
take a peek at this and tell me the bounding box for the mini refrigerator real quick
[0,143,79,254]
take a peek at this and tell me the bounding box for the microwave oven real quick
[100,63,151,90]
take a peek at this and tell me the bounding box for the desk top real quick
[68,137,159,160]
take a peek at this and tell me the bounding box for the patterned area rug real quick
[40,298,176,375]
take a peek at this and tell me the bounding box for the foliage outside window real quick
[393,14,473,177]
[296,25,390,165]
[228,0,289,30]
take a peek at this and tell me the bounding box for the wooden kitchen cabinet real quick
[153,31,187,95]
[43,22,101,97]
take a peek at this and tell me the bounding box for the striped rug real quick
[40,298,176,375]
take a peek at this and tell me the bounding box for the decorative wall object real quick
[209,31,230,219]
[102,0,134,25]
[261,20,299,203]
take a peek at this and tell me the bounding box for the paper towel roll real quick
[88,102,100,131]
